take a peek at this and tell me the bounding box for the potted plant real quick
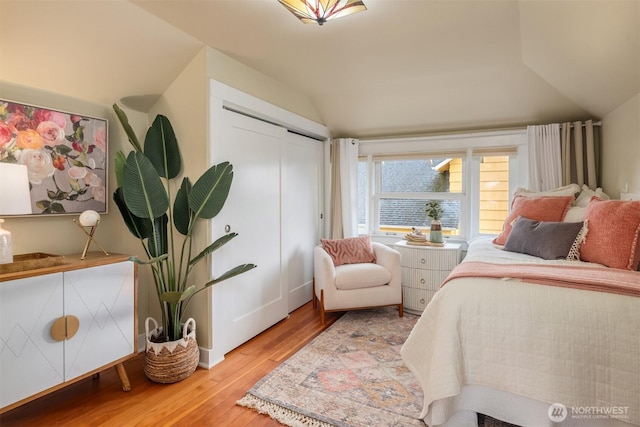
[111,104,256,383]
[425,200,444,243]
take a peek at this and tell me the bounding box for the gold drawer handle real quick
[50,315,80,341]
[421,258,425,264]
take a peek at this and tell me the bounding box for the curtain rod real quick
[564,121,602,128]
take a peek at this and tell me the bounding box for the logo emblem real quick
[548,403,568,422]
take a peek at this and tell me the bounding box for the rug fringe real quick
[237,393,334,427]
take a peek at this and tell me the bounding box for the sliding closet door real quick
[282,131,323,312]
[210,108,288,360]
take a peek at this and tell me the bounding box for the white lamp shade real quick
[79,210,101,227]
[0,163,32,215]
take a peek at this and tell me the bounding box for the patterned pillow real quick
[493,195,574,246]
[579,198,640,270]
[320,236,376,267]
[503,216,585,260]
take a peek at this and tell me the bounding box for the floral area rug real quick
[237,307,425,426]
[238,306,520,427]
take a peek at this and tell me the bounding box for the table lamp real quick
[0,163,32,264]
[73,209,109,260]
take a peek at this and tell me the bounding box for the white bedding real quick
[401,237,640,427]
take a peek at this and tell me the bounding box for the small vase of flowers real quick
[425,200,444,243]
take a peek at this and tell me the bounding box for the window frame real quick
[358,130,528,240]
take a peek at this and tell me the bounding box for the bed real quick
[401,190,640,427]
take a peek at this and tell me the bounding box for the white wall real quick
[602,93,640,198]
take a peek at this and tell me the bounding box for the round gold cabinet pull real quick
[50,315,80,341]
[66,315,80,339]
[51,317,66,341]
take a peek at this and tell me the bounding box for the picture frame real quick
[0,99,108,216]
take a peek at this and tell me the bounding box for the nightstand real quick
[394,240,461,314]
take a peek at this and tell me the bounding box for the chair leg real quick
[320,289,325,326]
[399,291,404,317]
[312,278,317,309]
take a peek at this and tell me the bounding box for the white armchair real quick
[313,241,403,325]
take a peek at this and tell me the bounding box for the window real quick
[476,156,510,234]
[357,131,527,240]
[374,158,463,236]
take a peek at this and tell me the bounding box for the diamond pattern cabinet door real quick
[63,262,135,381]
[0,273,64,408]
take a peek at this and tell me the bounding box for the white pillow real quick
[575,184,610,207]
[514,183,580,199]
[563,206,587,222]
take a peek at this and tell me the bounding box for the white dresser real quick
[0,253,137,413]
[394,241,461,314]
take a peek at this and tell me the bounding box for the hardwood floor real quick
[0,302,342,427]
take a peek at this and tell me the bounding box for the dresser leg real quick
[115,363,132,391]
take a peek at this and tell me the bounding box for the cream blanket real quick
[401,238,640,426]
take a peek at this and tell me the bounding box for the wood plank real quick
[0,252,130,282]
[0,302,341,427]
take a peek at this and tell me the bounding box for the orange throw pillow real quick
[493,195,574,246]
[320,236,376,266]
[580,198,640,270]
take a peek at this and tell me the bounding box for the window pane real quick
[380,159,462,193]
[478,156,509,234]
[357,161,366,225]
[380,198,460,234]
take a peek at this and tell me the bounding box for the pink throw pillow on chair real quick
[320,236,376,266]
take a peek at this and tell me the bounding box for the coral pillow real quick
[493,195,574,246]
[320,236,376,266]
[579,198,640,270]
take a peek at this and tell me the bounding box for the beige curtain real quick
[561,120,600,189]
[329,138,359,239]
[527,123,562,191]
[329,139,343,239]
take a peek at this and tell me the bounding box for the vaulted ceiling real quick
[1,0,638,138]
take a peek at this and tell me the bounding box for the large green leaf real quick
[160,286,196,304]
[114,151,126,188]
[207,264,257,287]
[189,233,237,267]
[173,178,193,236]
[144,115,181,180]
[112,104,143,152]
[128,254,168,265]
[189,263,258,301]
[148,214,168,258]
[189,162,233,219]
[122,151,169,219]
[113,187,153,239]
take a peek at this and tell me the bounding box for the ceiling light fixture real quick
[278,0,366,26]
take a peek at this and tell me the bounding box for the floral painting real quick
[0,99,107,215]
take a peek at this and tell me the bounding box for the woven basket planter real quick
[144,317,199,384]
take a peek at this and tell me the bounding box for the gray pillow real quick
[504,216,584,260]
